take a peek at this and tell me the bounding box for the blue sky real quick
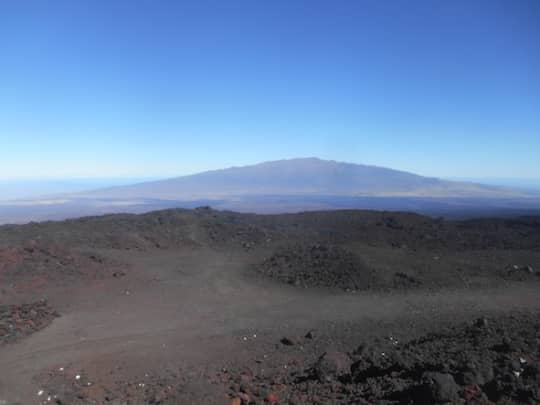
[0,0,539,180]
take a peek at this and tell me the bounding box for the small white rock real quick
[37,390,44,396]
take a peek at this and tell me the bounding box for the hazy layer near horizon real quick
[450,178,540,192]
[0,178,161,201]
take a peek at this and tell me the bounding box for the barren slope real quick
[0,208,539,404]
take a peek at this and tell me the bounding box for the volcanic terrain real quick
[0,208,539,404]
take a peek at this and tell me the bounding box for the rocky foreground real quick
[223,314,540,405]
[0,208,539,404]
[31,313,540,404]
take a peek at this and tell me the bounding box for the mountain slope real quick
[76,158,521,200]
[3,158,538,224]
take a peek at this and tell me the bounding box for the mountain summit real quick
[79,158,518,200]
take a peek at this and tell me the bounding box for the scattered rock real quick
[393,272,422,289]
[304,330,314,340]
[0,300,59,344]
[421,372,460,403]
[280,337,296,346]
[223,314,540,404]
[266,393,279,405]
[313,350,352,382]
[474,317,489,328]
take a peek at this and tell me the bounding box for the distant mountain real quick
[76,158,523,200]
[2,158,539,224]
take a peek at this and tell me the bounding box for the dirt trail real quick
[1,248,539,404]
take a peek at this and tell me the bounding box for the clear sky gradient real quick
[1,0,539,180]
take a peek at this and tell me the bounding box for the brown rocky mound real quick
[257,243,378,290]
[0,301,59,344]
[0,242,126,295]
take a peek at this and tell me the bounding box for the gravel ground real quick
[0,208,539,404]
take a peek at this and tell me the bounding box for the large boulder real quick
[313,350,352,382]
[420,372,460,403]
